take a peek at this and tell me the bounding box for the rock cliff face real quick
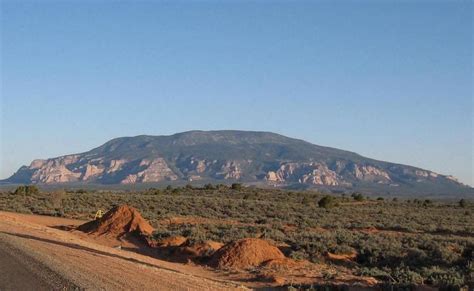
[121,158,178,184]
[29,156,82,183]
[12,156,178,185]
[264,162,393,186]
[3,130,470,195]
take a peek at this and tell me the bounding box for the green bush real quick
[231,183,242,190]
[0,187,472,288]
[351,192,364,201]
[13,185,39,195]
[318,195,336,209]
[391,266,424,285]
[422,267,465,287]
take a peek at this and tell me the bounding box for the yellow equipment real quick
[94,209,104,220]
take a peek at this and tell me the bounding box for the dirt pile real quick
[78,205,154,238]
[209,238,285,269]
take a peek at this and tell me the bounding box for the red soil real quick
[154,236,188,247]
[260,257,307,269]
[209,238,285,269]
[77,205,154,238]
[360,226,379,234]
[326,251,357,262]
[179,240,224,259]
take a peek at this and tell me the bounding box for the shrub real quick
[49,190,66,208]
[391,266,424,284]
[171,188,180,194]
[422,267,465,287]
[318,195,336,209]
[13,185,39,195]
[352,193,364,201]
[356,267,391,281]
[231,183,242,190]
[459,199,467,208]
[0,186,472,287]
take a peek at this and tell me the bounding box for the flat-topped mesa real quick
[3,130,469,195]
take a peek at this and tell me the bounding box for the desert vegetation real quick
[0,184,472,289]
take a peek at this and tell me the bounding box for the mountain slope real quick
[3,130,471,195]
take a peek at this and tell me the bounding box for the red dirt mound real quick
[78,205,154,238]
[209,238,285,269]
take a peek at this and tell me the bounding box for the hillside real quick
[3,130,471,195]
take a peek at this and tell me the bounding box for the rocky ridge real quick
[3,130,470,195]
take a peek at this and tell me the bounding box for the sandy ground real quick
[0,211,247,291]
[0,236,77,290]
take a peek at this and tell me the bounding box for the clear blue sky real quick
[1,1,472,185]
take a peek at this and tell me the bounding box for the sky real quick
[0,1,472,185]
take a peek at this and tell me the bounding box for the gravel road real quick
[0,233,77,290]
[0,211,245,291]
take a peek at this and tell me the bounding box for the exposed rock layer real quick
[3,130,469,195]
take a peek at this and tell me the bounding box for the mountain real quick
[2,130,471,195]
